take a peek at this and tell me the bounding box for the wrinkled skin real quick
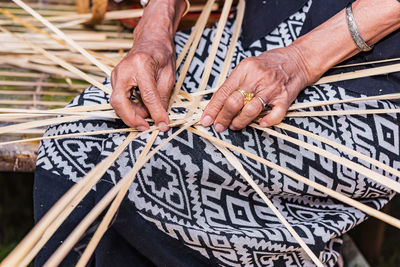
[201,46,313,132]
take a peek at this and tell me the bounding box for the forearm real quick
[134,0,187,40]
[292,0,400,83]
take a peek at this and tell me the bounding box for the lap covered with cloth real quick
[33,1,400,266]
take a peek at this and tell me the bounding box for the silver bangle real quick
[345,3,373,52]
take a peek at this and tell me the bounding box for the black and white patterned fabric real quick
[34,1,400,266]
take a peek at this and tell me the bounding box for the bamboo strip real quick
[276,123,400,178]
[285,108,400,117]
[43,4,218,23]
[0,131,139,267]
[315,63,400,85]
[45,118,195,266]
[0,99,69,107]
[170,0,216,108]
[12,0,112,76]
[72,131,159,267]
[175,5,204,70]
[0,70,46,78]
[0,115,89,135]
[333,57,400,69]
[0,91,78,97]
[0,8,73,16]
[0,8,119,68]
[19,131,152,267]
[216,0,244,88]
[250,123,400,193]
[184,0,233,120]
[8,120,188,266]
[0,59,104,81]
[0,119,188,147]
[0,108,114,116]
[0,81,85,90]
[0,111,116,121]
[0,26,112,94]
[0,2,76,10]
[288,92,400,111]
[210,132,323,267]
[75,119,199,267]
[196,0,232,94]
[188,127,400,229]
[0,40,132,51]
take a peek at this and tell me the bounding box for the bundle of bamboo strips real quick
[0,0,400,266]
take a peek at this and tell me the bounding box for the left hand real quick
[201,46,316,132]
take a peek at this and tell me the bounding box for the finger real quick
[230,95,264,130]
[136,69,170,132]
[259,102,288,127]
[201,67,243,127]
[213,90,244,132]
[110,67,150,130]
[157,65,175,109]
[110,89,149,130]
[154,66,176,131]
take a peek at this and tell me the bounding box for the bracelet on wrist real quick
[345,2,373,52]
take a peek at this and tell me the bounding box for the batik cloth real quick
[34,1,399,266]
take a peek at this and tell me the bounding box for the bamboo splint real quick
[12,0,112,76]
[0,26,112,94]
[188,126,400,229]
[208,128,324,267]
[276,122,400,178]
[250,123,400,194]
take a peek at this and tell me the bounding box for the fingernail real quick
[229,125,238,131]
[260,121,268,127]
[215,123,226,132]
[137,126,147,132]
[201,115,213,126]
[158,122,169,132]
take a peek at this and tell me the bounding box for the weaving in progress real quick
[0,0,400,266]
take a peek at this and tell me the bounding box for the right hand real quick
[110,4,179,132]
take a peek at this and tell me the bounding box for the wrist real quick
[136,0,186,37]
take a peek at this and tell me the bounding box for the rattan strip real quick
[209,130,324,267]
[188,126,400,229]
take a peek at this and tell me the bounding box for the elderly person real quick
[34,0,400,266]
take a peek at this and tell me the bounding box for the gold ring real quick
[237,88,254,106]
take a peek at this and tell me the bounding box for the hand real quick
[110,32,175,131]
[110,0,186,132]
[201,46,315,132]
